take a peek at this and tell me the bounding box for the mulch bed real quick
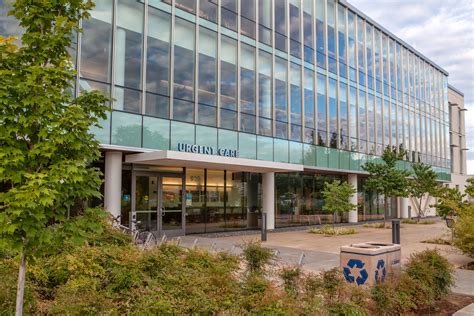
[408,294,474,315]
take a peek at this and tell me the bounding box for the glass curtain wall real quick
[114,0,144,113]
[258,50,273,136]
[173,18,195,122]
[276,173,347,227]
[146,8,171,119]
[198,27,217,126]
[185,169,262,234]
[73,0,452,172]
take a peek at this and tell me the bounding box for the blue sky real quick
[349,0,474,174]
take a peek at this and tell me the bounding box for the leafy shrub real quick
[241,241,274,275]
[279,266,301,296]
[405,249,454,303]
[308,225,357,236]
[402,219,435,224]
[363,222,386,229]
[454,204,474,257]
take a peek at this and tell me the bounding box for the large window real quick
[114,0,144,113]
[173,18,195,122]
[80,0,113,84]
[349,86,357,150]
[327,0,336,74]
[348,11,356,82]
[290,63,302,141]
[316,0,326,68]
[328,78,337,147]
[175,0,195,13]
[359,90,366,153]
[357,16,365,86]
[146,8,171,118]
[366,23,374,90]
[198,28,217,126]
[275,57,288,126]
[258,0,272,46]
[240,43,256,133]
[303,0,314,63]
[337,4,347,78]
[258,50,272,136]
[367,93,375,153]
[199,0,217,23]
[339,82,348,150]
[220,36,237,130]
[289,0,301,58]
[274,0,287,52]
[317,73,327,146]
[304,68,315,143]
[241,0,256,39]
[221,0,237,31]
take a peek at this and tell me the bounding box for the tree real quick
[321,180,357,225]
[432,186,467,219]
[408,162,440,222]
[0,1,108,314]
[362,146,411,226]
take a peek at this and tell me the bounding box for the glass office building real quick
[1,0,453,235]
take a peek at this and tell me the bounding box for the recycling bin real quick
[340,242,401,286]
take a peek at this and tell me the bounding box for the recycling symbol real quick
[375,259,387,283]
[343,259,369,285]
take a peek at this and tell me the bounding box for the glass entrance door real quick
[132,172,185,236]
[160,176,185,236]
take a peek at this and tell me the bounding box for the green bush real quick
[401,219,435,224]
[405,249,454,303]
[241,241,274,275]
[309,225,357,236]
[279,266,301,296]
[454,204,474,257]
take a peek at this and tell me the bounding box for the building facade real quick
[448,85,469,194]
[1,0,458,235]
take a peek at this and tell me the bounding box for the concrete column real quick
[262,172,275,230]
[400,198,409,219]
[348,174,358,223]
[104,151,122,219]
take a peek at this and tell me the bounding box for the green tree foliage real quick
[433,186,467,218]
[465,177,474,199]
[321,180,357,224]
[0,1,108,313]
[408,162,440,222]
[362,146,411,225]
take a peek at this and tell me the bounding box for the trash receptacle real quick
[340,242,401,286]
[247,208,259,228]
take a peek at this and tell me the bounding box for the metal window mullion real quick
[75,19,82,99]
[194,1,200,124]
[169,0,176,120]
[111,0,118,110]
[141,1,149,115]
[271,0,276,138]
[312,0,317,145]
[237,0,242,132]
[299,0,304,142]
[286,0,291,140]
[216,0,221,128]
[334,0,340,148]
[323,0,329,146]
[255,0,259,136]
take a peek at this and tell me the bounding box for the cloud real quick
[349,0,474,174]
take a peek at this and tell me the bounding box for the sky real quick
[349,0,474,174]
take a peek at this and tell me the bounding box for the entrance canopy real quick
[125,150,304,173]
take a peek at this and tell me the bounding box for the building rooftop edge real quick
[342,0,449,76]
[448,84,464,97]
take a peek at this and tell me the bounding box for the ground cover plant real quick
[0,210,459,315]
[308,225,357,236]
[401,219,436,225]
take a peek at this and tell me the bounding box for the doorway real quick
[131,172,185,237]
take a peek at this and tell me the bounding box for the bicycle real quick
[111,215,157,250]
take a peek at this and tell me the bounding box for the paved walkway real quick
[173,220,473,295]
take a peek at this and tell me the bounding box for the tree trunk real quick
[383,196,388,227]
[15,251,26,316]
